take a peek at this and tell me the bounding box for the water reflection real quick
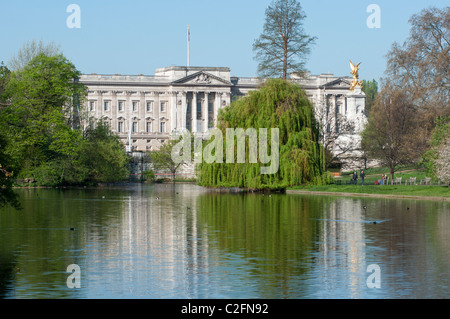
[0,184,449,299]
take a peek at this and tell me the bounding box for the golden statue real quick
[349,60,363,91]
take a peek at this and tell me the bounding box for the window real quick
[118,121,124,133]
[132,101,138,112]
[146,101,153,112]
[160,122,166,133]
[89,101,95,111]
[132,122,138,133]
[146,121,152,133]
[118,101,124,112]
[208,102,213,113]
[104,101,109,111]
[160,101,166,112]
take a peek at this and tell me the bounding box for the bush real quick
[143,169,155,182]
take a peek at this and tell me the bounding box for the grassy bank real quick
[288,184,450,198]
[288,166,449,199]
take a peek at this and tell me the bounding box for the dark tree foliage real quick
[0,53,129,188]
[0,133,20,209]
[362,79,378,116]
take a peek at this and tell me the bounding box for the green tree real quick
[0,53,86,185]
[150,139,184,180]
[0,62,11,106]
[0,133,20,208]
[362,79,378,115]
[0,51,129,187]
[253,0,316,79]
[75,121,130,184]
[198,79,331,190]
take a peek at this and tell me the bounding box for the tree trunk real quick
[283,40,288,80]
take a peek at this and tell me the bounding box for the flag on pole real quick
[187,25,190,67]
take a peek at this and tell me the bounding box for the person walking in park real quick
[352,171,358,185]
[360,170,365,185]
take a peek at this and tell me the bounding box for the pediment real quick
[321,78,352,89]
[171,71,232,86]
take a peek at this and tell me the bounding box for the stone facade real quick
[79,66,367,162]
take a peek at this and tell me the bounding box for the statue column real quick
[346,85,366,133]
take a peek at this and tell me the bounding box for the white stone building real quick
[79,66,367,163]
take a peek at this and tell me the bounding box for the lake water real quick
[0,183,449,299]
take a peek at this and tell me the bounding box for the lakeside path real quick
[286,190,450,202]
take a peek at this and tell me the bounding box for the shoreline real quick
[11,183,449,202]
[286,189,450,202]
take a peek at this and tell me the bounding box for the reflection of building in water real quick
[314,198,366,298]
[83,184,211,298]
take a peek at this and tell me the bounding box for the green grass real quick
[288,167,450,198]
[336,167,441,186]
[289,184,450,198]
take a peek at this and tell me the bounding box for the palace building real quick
[79,66,367,155]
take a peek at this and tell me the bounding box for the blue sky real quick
[0,0,447,82]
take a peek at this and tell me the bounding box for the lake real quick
[0,183,449,299]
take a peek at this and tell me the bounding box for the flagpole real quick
[187,25,190,68]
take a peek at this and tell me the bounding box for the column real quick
[170,91,177,133]
[224,92,231,107]
[192,92,197,133]
[203,91,209,133]
[139,91,146,131]
[111,91,118,132]
[180,92,187,130]
[154,92,160,134]
[214,92,221,127]
[97,91,103,120]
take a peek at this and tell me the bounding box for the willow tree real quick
[197,79,331,190]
